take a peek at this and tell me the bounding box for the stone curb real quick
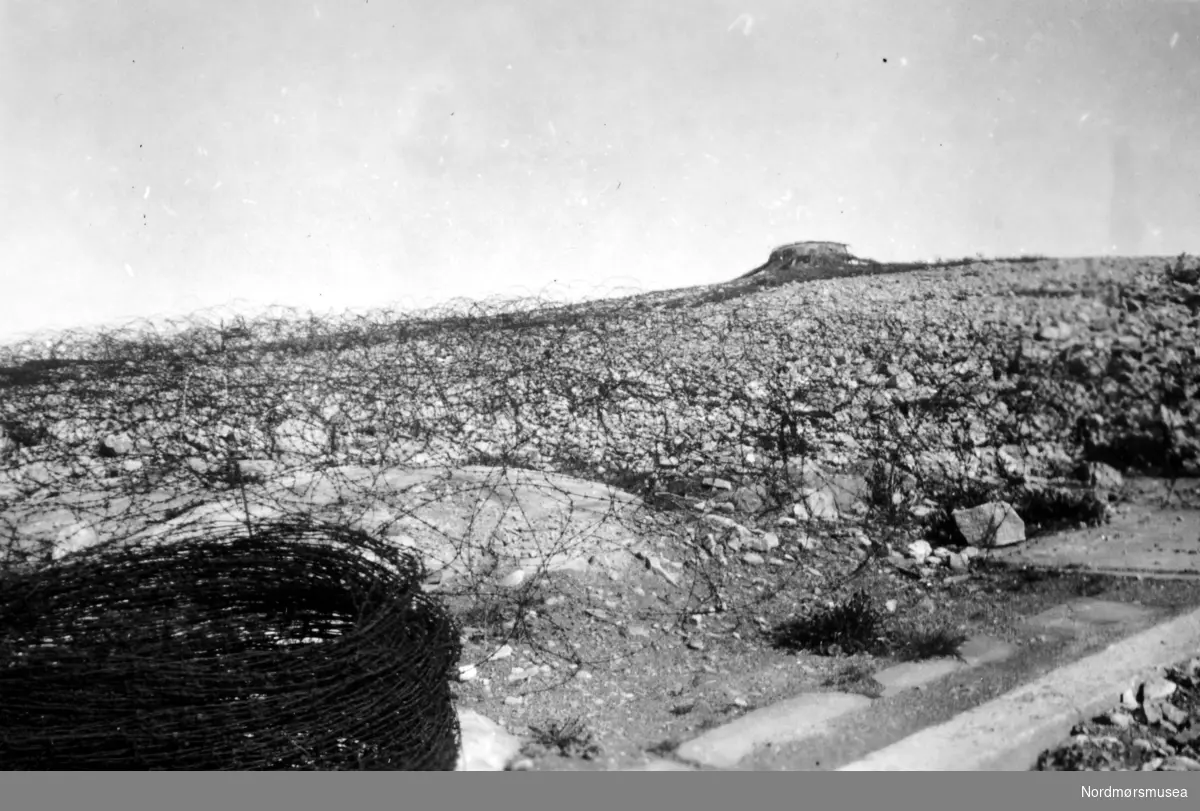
[668,636,1017,770]
[837,605,1200,771]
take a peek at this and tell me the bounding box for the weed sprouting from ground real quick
[772,592,974,663]
[891,626,970,662]
[770,590,885,656]
[526,716,602,760]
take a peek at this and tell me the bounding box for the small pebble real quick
[1161,703,1189,726]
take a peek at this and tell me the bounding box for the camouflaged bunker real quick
[738,241,852,279]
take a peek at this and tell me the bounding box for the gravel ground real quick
[444,530,1200,771]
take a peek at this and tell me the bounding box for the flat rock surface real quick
[992,508,1200,577]
[874,660,965,699]
[1019,598,1164,638]
[991,478,1200,577]
[674,692,873,769]
[957,635,1018,667]
[0,463,651,584]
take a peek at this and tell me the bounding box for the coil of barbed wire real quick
[0,519,463,770]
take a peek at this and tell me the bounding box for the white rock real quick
[800,488,839,520]
[1139,676,1177,703]
[456,708,524,771]
[100,433,135,456]
[701,513,751,536]
[907,540,933,563]
[1038,323,1073,341]
[952,501,1025,547]
[498,569,527,589]
[488,644,514,662]
[748,532,779,553]
[273,417,330,457]
[17,462,66,486]
[997,448,1029,479]
[51,523,100,560]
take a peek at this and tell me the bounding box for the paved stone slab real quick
[873,659,964,698]
[991,509,1200,576]
[674,692,872,769]
[956,634,1017,667]
[1019,597,1161,638]
[838,605,1200,771]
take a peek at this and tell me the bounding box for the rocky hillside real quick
[0,253,1197,576]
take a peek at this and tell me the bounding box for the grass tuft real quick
[770,590,885,656]
[526,716,602,760]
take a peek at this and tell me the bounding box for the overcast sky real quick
[2,0,1198,342]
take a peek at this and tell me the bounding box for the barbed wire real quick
[0,519,462,770]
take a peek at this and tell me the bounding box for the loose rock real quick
[952,501,1025,547]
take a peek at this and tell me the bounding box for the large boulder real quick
[952,501,1026,547]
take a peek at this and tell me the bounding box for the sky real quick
[2,0,1199,343]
